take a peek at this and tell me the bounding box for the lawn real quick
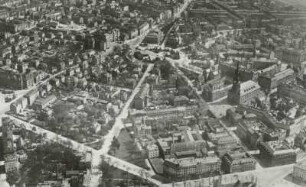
[109,129,149,169]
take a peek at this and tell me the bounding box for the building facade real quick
[133,83,150,110]
[222,152,256,174]
[257,141,297,167]
[0,67,35,90]
[294,129,306,151]
[293,162,306,183]
[258,68,296,91]
[163,157,221,179]
[202,78,232,102]
[278,84,306,105]
[281,48,306,64]
[147,144,159,159]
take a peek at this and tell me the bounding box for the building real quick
[278,84,306,105]
[294,128,306,151]
[222,152,256,174]
[129,105,200,120]
[2,119,15,154]
[24,89,39,105]
[133,83,150,110]
[171,130,206,157]
[171,141,206,158]
[201,118,237,156]
[202,78,232,102]
[220,62,257,82]
[138,22,150,36]
[1,118,20,172]
[4,153,19,172]
[257,141,296,167]
[214,136,237,157]
[157,137,172,159]
[169,95,189,106]
[0,66,35,90]
[127,27,138,39]
[226,108,243,124]
[156,129,207,159]
[0,94,4,104]
[228,62,261,105]
[200,118,224,134]
[281,48,306,65]
[10,97,28,114]
[37,180,70,187]
[293,162,306,183]
[0,19,35,33]
[0,134,10,187]
[258,68,296,91]
[228,79,261,105]
[163,156,221,179]
[143,30,164,45]
[135,123,152,137]
[32,95,57,110]
[147,144,159,159]
[236,119,286,149]
[165,33,180,48]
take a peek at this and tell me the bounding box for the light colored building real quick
[163,156,221,179]
[293,162,306,183]
[202,77,232,102]
[295,128,306,151]
[0,94,4,104]
[228,79,261,105]
[10,97,28,114]
[222,151,256,174]
[257,141,296,167]
[33,95,57,110]
[135,123,152,137]
[24,89,39,105]
[133,83,150,110]
[147,144,159,159]
[4,153,19,172]
[258,68,296,91]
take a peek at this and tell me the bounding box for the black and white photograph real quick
[0,0,306,186]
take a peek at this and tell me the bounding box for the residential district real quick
[0,0,306,187]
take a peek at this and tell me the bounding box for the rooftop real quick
[165,156,220,167]
[239,80,260,96]
[240,119,284,136]
[263,141,295,155]
[262,68,295,80]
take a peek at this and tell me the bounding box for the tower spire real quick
[234,61,240,84]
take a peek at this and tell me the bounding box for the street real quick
[1,64,158,187]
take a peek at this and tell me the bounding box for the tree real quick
[99,159,115,187]
[113,45,122,55]
[7,170,20,185]
[159,61,173,79]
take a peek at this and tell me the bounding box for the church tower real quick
[232,61,241,92]
[228,61,241,104]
